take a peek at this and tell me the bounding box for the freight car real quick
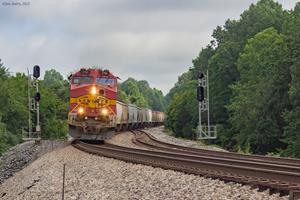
[68,68,165,140]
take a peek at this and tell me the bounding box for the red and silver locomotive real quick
[68,68,117,140]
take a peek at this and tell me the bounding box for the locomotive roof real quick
[71,68,119,79]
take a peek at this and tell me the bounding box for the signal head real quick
[33,65,40,79]
[197,86,204,102]
[34,92,41,102]
[198,72,204,79]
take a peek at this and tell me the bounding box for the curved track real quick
[133,130,300,167]
[72,130,300,198]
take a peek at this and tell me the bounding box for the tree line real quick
[0,65,69,155]
[117,77,165,111]
[165,0,300,158]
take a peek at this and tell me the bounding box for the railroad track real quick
[132,130,300,198]
[133,130,300,168]
[131,133,300,174]
[72,131,300,199]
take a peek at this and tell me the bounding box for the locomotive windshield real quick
[96,78,114,86]
[73,76,93,84]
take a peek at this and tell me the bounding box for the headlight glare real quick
[101,108,108,115]
[91,86,97,95]
[78,107,84,114]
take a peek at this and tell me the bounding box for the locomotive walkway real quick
[73,130,300,200]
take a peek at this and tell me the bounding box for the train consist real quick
[68,68,165,140]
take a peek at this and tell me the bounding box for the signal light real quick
[34,92,41,102]
[33,65,40,78]
[197,86,204,102]
[198,72,204,79]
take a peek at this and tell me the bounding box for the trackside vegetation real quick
[165,0,300,158]
[0,66,70,155]
[117,78,166,111]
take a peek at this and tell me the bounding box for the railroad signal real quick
[33,65,40,79]
[197,70,217,140]
[197,86,204,102]
[24,66,41,141]
[34,92,41,102]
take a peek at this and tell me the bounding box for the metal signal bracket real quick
[30,98,36,110]
[200,98,208,111]
[199,76,207,87]
[198,125,217,140]
[197,70,217,140]
[23,67,41,141]
[30,79,36,87]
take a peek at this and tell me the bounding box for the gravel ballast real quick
[106,131,143,149]
[0,140,67,185]
[144,126,226,151]
[0,146,287,200]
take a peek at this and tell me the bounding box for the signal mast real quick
[23,65,41,141]
[197,70,217,139]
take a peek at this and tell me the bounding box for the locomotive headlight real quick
[101,108,108,115]
[78,107,84,115]
[91,86,97,95]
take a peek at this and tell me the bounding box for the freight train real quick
[68,68,165,140]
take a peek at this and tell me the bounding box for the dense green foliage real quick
[228,28,289,154]
[0,65,69,155]
[281,4,300,158]
[0,62,26,153]
[166,0,300,157]
[39,69,70,139]
[118,78,165,111]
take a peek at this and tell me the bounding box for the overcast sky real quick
[0,0,297,94]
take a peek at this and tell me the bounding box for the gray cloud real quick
[0,0,298,94]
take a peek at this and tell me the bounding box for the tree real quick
[282,3,300,158]
[0,61,25,154]
[204,0,285,147]
[227,28,289,154]
[3,73,28,134]
[44,69,64,87]
[166,81,198,138]
[118,78,165,110]
[40,70,69,139]
[165,0,288,152]
[117,89,129,103]
[0,60,10,118]
[43,69,69,102]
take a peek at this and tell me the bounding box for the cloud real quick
[0,0,298,94]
